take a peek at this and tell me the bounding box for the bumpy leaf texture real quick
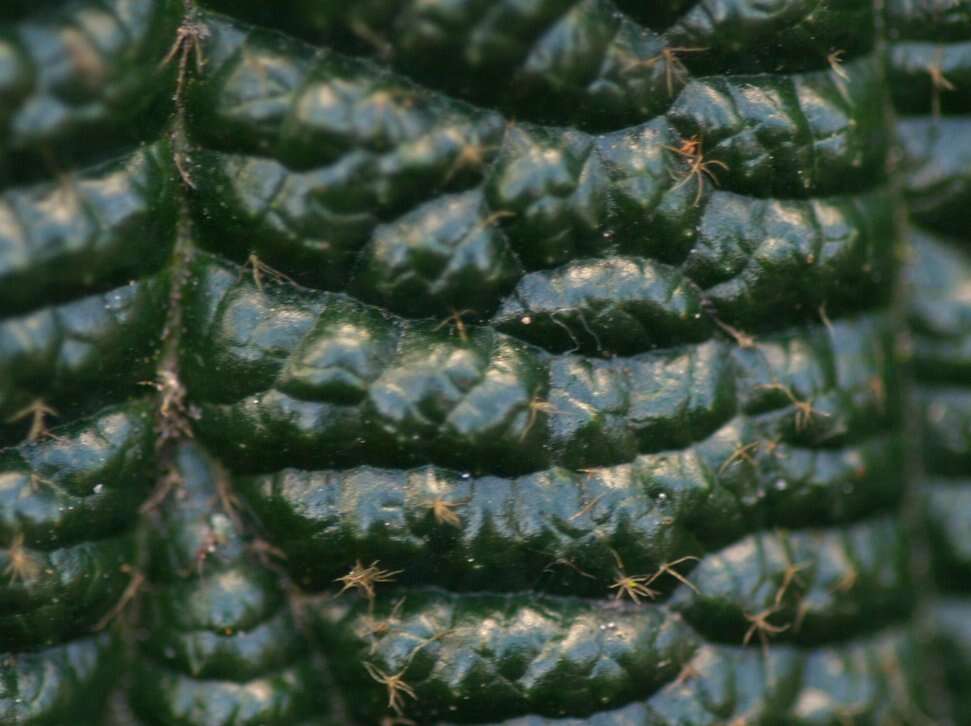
[0,0,964,724]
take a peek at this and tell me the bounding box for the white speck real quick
[774,479,787,491]
[460,472,471,480]
[93,484,104,494]
[521,316,532,325]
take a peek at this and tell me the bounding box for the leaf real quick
[0,0,962,723]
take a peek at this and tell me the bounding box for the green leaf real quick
[2,0,965,723]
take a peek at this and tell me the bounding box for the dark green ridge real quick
[129,442,335,725]
[188,143,894,332]
[0,4,182,720]
[181,13,882,195]
[0,273,170,446]
[131,444,327,726]
[196,0,675,131]
[0,400,155,548]
[183,14,892,309]
[0,142,178,316]
[0,535,133,649]
[310,589,920,724]
[0,0,182,187]
[0,632,121,724]
[436,628,924,724]
[312,590,699,723]
[0,403,153,649]
[668,515,912,645]
[195,0,875,125]
[182,254,895,475]
[237,427,903,594]
[660,0,875,74]
[888,0,971,721]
